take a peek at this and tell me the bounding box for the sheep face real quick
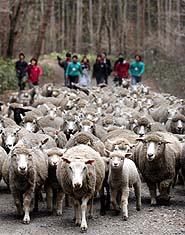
[110,156,125,169]
[63,158,95,189]
[133,124,151,137]
[2,129,19,152]
[11,152,32,175]
[48,154,61,167]
[144,140,165,161]
[63,119,79,139]
[171,118,185,134]
[24,120,38,133]
[46,108,57,120]
[167,108,178,120]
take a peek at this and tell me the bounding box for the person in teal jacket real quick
[66,55,83,87]
[129,55,145,85]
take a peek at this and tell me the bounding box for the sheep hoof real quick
[48,211,53,216]
[33,207,38,213]
[80,226,87,233]
[88,215,93,219]
[123,216,128,221]
[114,209,120,216]
[136,207,141,211]
[56,209,63,216]
[75,222,81,227]
[157,195,171,206]
[100,210,106,216]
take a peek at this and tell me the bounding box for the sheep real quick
[134,132,181,205]
[0,146,8,181]
[2,143,48,224]
[56,144,105,232]
[39,127,67,148]
[65,131,106,157]
[166,113,185,134]
[107,150,141,220]
[44,147,66,215]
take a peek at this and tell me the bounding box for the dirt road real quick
[0,180,185,235]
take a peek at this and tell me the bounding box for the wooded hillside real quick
[0,0,184,59]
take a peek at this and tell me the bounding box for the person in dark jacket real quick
[57,52,71,86]
[101,52,112,84]
[15,53,28,90]
[113,53,124,70]
[92,55,107,86]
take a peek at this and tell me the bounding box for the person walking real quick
[80,56,91,87]
[57,52,71,86]
[27,58,42,88]
[66,55,82,87]
[101,52,112,84]
[92,54,107,86]
[15,53,28,90]
[114,56,130,86]
[129,55,145,85]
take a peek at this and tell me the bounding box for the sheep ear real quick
[125,153,132,159]
[62,157,71,164]
[59,148,66,156]
[104,149,111,156]
[85,159,95,165]
[15,127,21,133]
[163,140,171,144]
[41,138,49,145]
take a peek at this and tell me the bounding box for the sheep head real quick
[137,134,171,161]
[62,157,95,189]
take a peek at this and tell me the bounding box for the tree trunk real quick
[7,0,22,58]
[89,0,93,51]
[34,0,53,59]
[75,0,83,53]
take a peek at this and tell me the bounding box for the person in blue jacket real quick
[66,55,83,87]
[129,55,145,85]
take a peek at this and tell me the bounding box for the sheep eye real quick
[121,157,124,161]
[83,166,86,171]
[158,142,162,146]
[110,157,112,160]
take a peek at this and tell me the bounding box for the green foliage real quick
[0,58,17,94]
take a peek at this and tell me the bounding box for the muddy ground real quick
[0,180,185,235]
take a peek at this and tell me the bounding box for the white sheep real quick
[108,150,141,220]
[2,142,48,224]
[56,144,105,232]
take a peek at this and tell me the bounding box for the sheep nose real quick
[74,183,81,189]
[139,133,144,137]
[19,166,26,171]
[147,153,153,159]
[113,163,119,167]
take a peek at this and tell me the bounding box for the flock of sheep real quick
[0,81,185,232]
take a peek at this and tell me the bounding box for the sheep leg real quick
[158,179,172,204]
[33,187,41,212]
[133,181,142,211]
[99,186,106,216]
[12,191,24,217]
[88,196,94,219]
[56,189,65,215]
[23,191,33,224]
[121,187,129,221]
[46,185,53,214]
[146,181,157,206]
[73,199,81,226]
[111,190,120,215]
[81,196,90,232]
[106,184,110,211]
